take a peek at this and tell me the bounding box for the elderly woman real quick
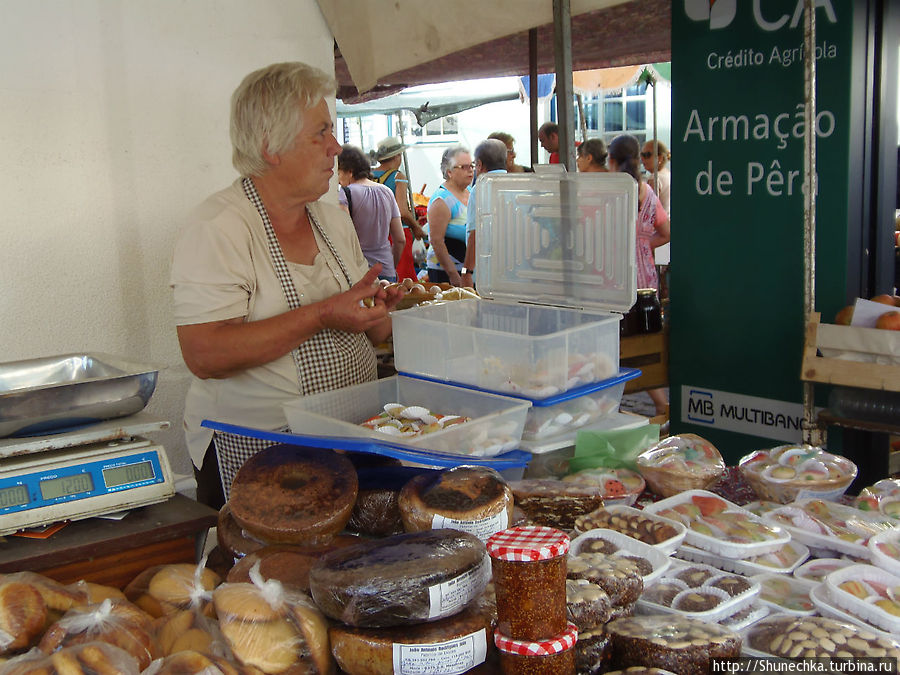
[576,138,609,172]
[425,145,472,285]
[170,62,403,504]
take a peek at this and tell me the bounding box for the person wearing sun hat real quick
[371,136,424,281]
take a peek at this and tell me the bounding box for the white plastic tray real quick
[751,573,817,616]
[792,557,854,583]
[569,528,671,586]
[675,540,809,576]
[644,490,790,559]
[636,560,760,623]
[809,583,897,642]
[868,527,900,577]
[823,563,900,634]
[573,503,687,555]
[760,499,895,560]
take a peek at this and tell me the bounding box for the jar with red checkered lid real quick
[494,622,578,674]
[486,525,570,641]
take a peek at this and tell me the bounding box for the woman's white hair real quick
[230,62,336,177]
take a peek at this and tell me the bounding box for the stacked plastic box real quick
[391,171,640,454]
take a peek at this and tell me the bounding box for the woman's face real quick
[272,99,342,201]
[576,153,590,173]
[504,143,516,171]
[641,143,657,172]
[447,152,474,189]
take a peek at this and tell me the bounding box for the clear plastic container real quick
[569,528,671,586]
[675,540,810,575]
[573,504,687,555]
[392,172,639,397]
[792,557,854,583]
[809,583,898,641]
[644,490,790,559]
[635,560,760,624]
[282,375,530,458]
[823,564,900,634]
[392,298,621,396]
[398,368,639,443]
[751,573,817,616]
[760,498,896,559]
[868,527,900,576]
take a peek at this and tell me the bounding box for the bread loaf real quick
[309,530,489,628]
[213,582,334,675]
[329,608,492,675]
[217,502,271,560]
[0,578,48,653]
[398,466,512,541]
[124,563,220,618]
[38,599,159,671]
[229,445,358,546]
[347,466,433,537]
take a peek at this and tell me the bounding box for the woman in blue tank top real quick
[425,146,473,285]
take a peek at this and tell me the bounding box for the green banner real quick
[670,0,853,463]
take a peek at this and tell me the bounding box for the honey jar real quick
[486,525,569,641]
[494,623,578,674]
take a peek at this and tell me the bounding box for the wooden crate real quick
[620,330,668,393]
[801,312,900,393]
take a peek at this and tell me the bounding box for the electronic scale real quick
[0,414,175,537]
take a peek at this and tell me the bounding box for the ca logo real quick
[685,0,737,29]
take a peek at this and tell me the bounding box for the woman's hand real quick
[316,265,392,333]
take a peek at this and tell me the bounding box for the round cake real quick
[309,529,489,628]
[229,444,358,545]
[398,466,513,538]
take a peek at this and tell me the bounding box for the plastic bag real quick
[0,641,141,675]
[38,599,159,671]
[143,649,251,675]
[569,424,661,473]
[212,563,334,674]
[123,559,220,618]
[0,571,94,655]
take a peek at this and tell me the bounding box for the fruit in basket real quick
[875,311,900,330]
[834,305,854,325]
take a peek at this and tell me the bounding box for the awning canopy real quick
[319,0,671,103]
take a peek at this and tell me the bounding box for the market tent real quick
[335,78,522,126]
[572,63,671,95]
[317,0,670,103]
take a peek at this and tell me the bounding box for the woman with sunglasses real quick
[641,140,671,213]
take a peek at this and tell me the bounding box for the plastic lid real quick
[486,525,570,561]
[474,171,638,313]
[493,623,578,655]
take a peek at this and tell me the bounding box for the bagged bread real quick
[153,608,230,658]
[0,576,49,655]
[143,649,251,675]
[124,560,220,618]
[0,641,141,675]
[38,599,159,670]
[213,564,333,675]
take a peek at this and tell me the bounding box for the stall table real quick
[0,494,217,588]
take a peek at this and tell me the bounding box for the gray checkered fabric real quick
[212,179,377,498]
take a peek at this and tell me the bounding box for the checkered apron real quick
[213,178,377,497]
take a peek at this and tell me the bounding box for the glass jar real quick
[486,526,569,641]
[494,623,578,674]
[636,288,662,333]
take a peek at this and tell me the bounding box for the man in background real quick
[462,138,508,288]
[538,122,560,164]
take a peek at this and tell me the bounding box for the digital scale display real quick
[0,484,30,509]
[40,473,94,500]
[0,448,165,518]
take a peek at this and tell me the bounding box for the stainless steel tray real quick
[0,353,159,438]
